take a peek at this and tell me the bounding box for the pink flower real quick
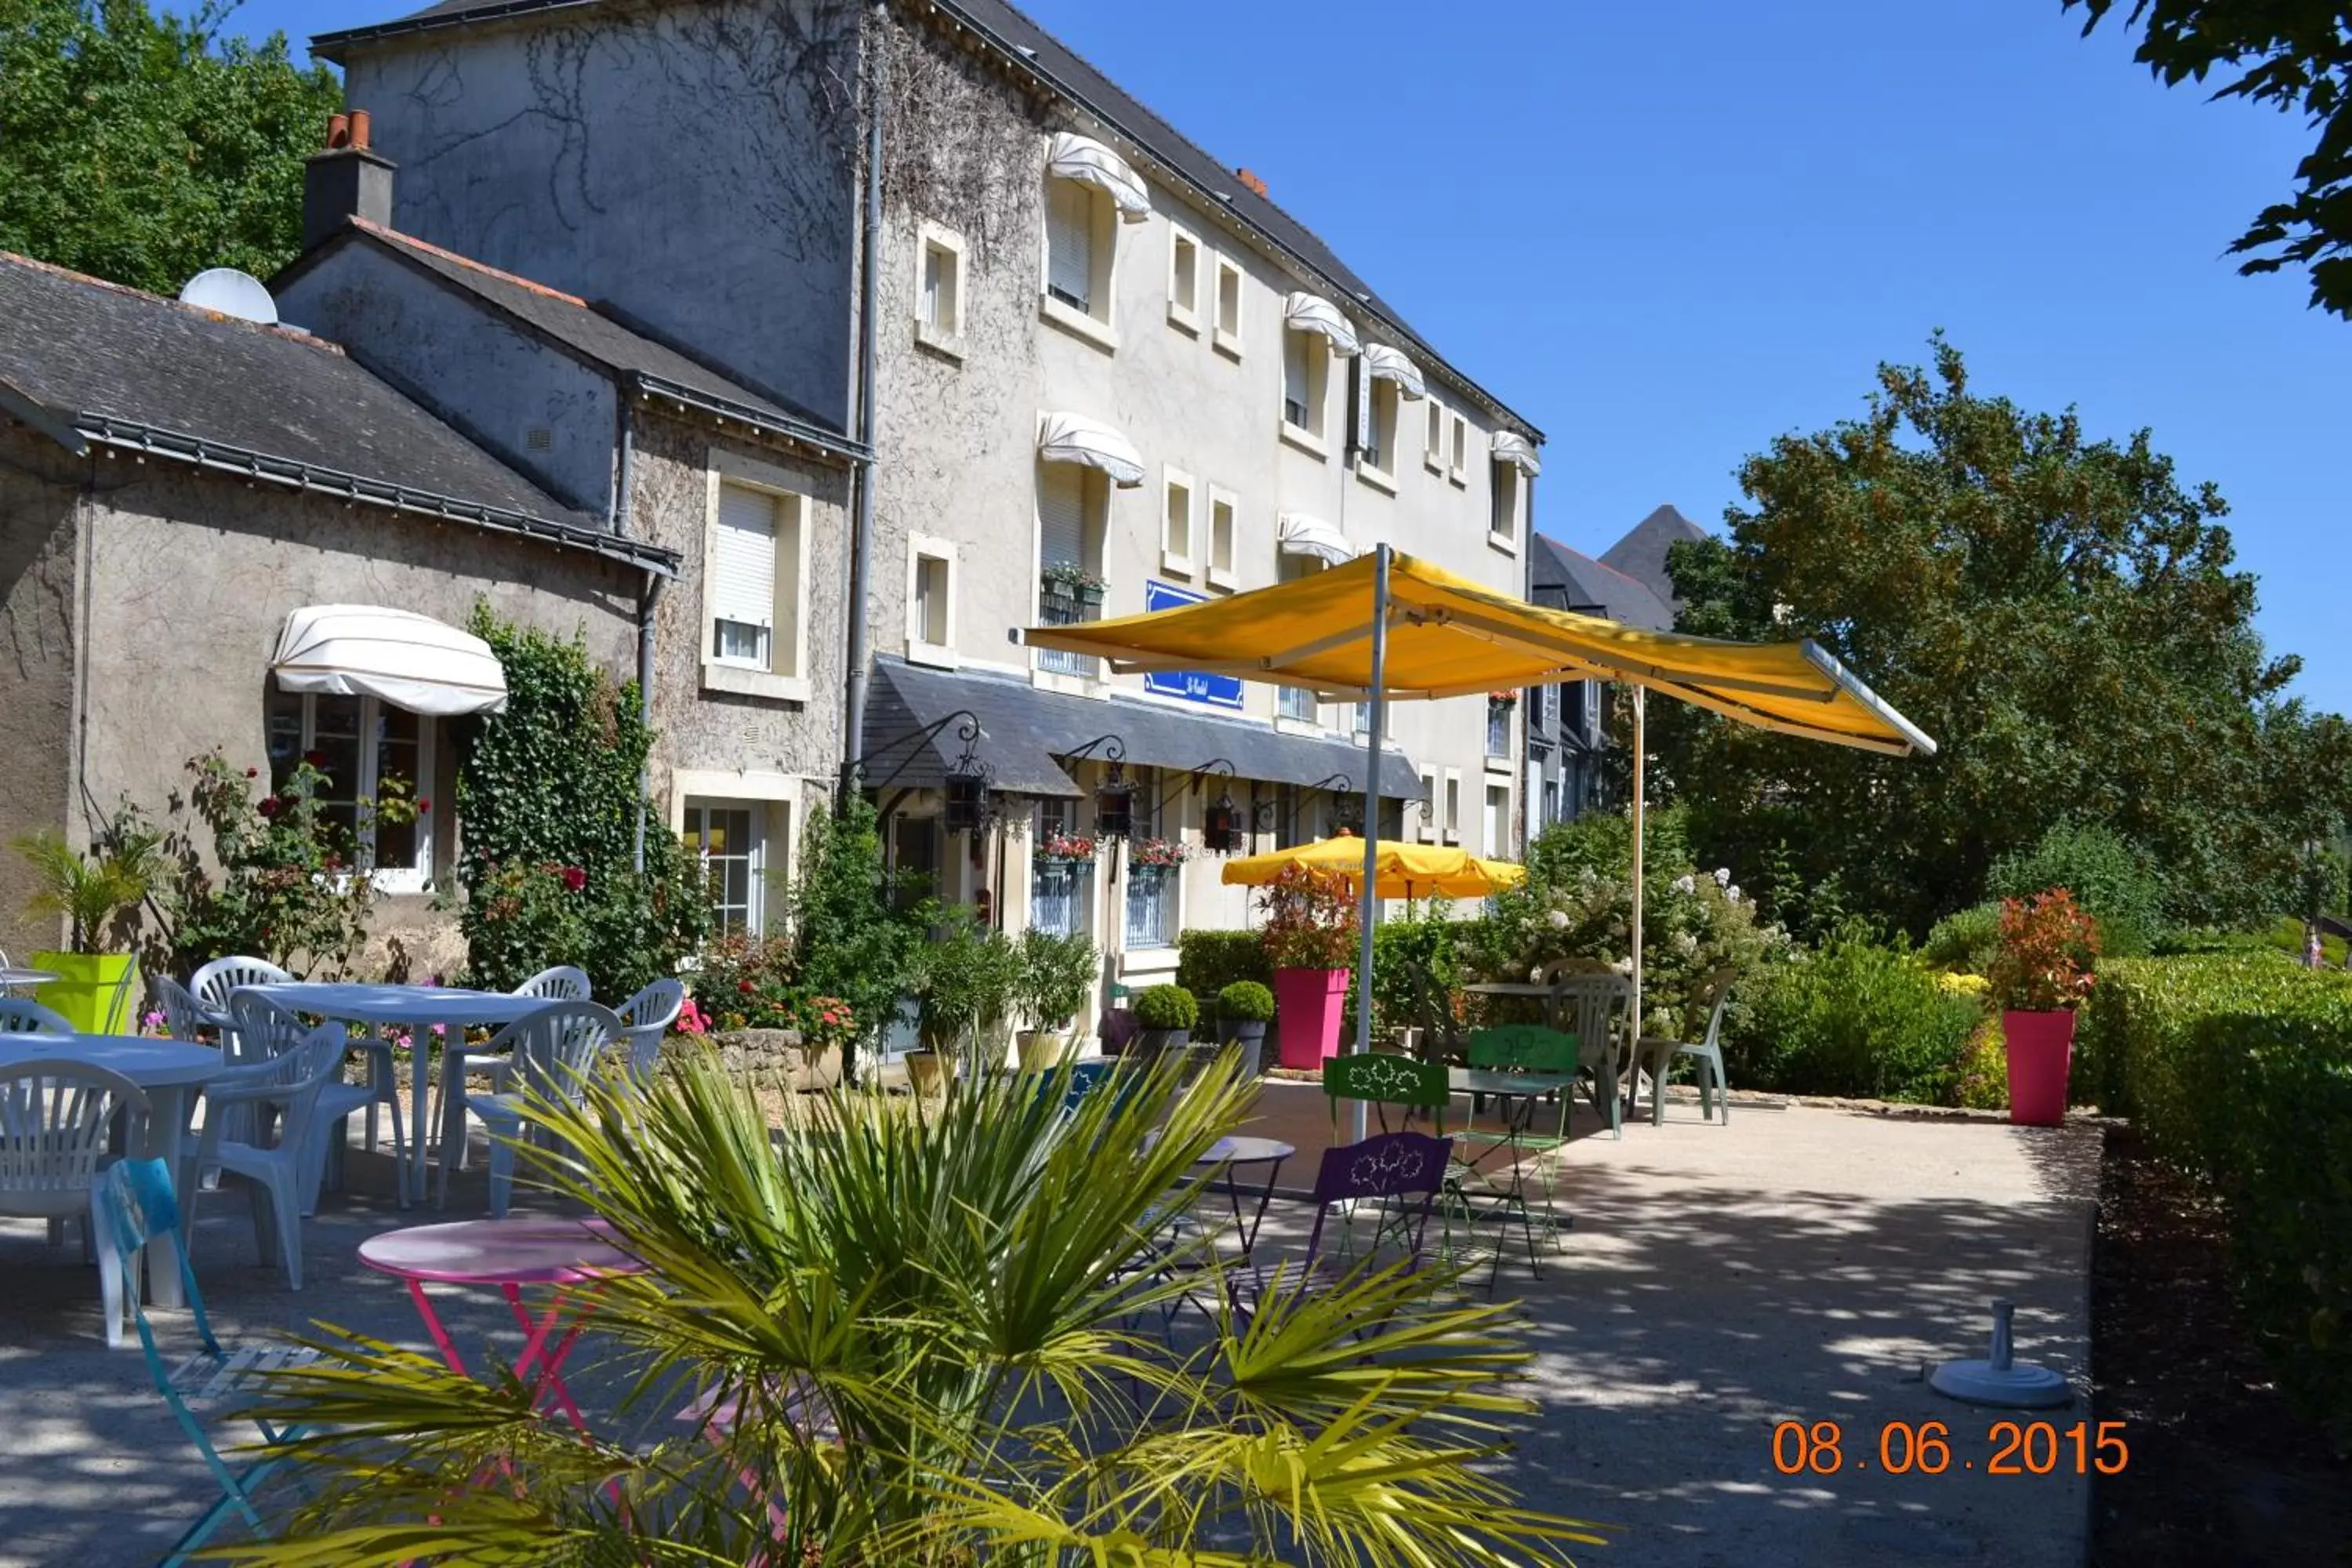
[560,866,588,892]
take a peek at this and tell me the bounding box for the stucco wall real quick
[277,241,619,515]
[0,425,82,958]
[340,0,861,426]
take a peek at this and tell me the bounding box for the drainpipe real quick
[633,573,663,873]
[840,0,887,804]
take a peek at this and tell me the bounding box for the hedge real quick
[2084,953,2352,1439]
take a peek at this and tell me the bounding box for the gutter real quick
[840,0,887,801]
[74,415,680,575]
[630,373,869,465]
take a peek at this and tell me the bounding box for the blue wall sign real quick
[1142,580,1244,710]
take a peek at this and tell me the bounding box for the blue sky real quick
[233,0,2351,710]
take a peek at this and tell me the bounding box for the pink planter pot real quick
[2002,1009,2076,1127]
[1273,967,1350,1070]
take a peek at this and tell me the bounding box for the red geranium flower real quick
[257,796,281,818]
[303,750,326,768]
[738,979,755,995]
[415,797,430,812]
[560,866,588,892]
[245,766,259,779]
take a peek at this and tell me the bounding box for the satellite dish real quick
[177,267,278,325]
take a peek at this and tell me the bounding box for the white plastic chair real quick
[438,1001,619,1216]
[1541,964,1632,1139]
[0,997,75,1036]
[1634,967,1738,1127]
[225,993,405,1213]
[615,978,684,1089]
[513,966,591,1001]
[191,956,294,1034]
[0,1060,150,1323]
[190,1026,349,1289]
[149,976,214,1044]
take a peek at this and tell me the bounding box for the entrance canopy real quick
[1022,551,1934,757]
[271,604,507,717]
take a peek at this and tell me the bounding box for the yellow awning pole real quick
[1350,544,1393,1145]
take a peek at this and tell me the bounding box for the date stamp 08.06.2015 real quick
[1770,1420,2129,1478]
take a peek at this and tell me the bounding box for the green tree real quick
[0,0,339,294]
[1653,336,2350,935]
[2065,0,2352,320]
[785,792,932,1080]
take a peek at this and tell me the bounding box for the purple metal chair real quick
[1303,1130,1454,1276]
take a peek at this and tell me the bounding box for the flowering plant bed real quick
[1034,831,1100,864]
[1129,837,1192,868]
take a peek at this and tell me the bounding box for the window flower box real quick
[1129,836,1192,868]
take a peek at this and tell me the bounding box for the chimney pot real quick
[1236,166,1269,198]
[348,109,372,151]
[302,111,396,252]
[325,113,350,149]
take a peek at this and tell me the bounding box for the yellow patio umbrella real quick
[1221,833,1526,902]
[1022,545,1934,1101]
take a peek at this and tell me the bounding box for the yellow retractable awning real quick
[1221,835,1526,902]
[1022,550,1933,757]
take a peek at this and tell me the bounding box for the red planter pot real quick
[2002,1009,2076,1127]
[1273,967,1350,1070]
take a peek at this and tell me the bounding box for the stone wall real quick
[0,426,82,957]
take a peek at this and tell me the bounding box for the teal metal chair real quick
[1633,967,1738,1126]
[95,1156,322,1566]
[1460,1025,1583,1276]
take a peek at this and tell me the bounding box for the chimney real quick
[1236,166,1269,198]
[302,109,396,252]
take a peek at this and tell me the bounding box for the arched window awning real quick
[1283,292,1360,357]
[271,604,508,716]
[1277,512,1354,565]
[1493,430,1542,477]
[1363,343,1426,400]
[1047,132,1151,223]
[1036,410,1146,488]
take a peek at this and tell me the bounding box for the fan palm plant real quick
[220,1051,1604,1566]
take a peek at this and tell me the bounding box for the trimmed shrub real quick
[1727,925,1982,1103]
[2083,953,2352,1438]
[1132,983,1200,1033]
[1175,929,1272,998]
[1217,981,1275,1024]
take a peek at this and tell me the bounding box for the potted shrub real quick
[1131,983,1200,1057]
[1258,864,1361,1070]
[14,826,162,1033]
[1986,888,2100,1127]
[1014,927,1098,1071]
[1216,980,1275,1076]
[909,914,1019,1088]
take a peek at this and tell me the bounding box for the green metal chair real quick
[1323,1051,1449,1135]
[1459,1025,1584,1272]
[1633,967,1739,1126]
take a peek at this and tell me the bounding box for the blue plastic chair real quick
[95,1157,321,1566]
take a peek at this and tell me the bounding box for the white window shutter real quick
[1046,181,1094,307]
[1038,466,1086,568]
[713,485,779,630]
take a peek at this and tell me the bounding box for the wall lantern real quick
[943,770,989,834]
[1203,792,1243,854]
[1094,767,1135,840]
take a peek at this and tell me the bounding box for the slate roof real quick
[869,657,1421,800]
[1529,535,1674,632]
[278,221,860,458]
[312,0,1539,440]
[1599,505,1708,609]
[0,249,677,572]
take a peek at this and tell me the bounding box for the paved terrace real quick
[0,1082,2098,1567]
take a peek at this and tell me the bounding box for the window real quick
[916,220,965,356]
[907,532,954,666]
[1122,767,1178,949]
[1491,459,1522,546]
[1282,328,1327,440]
[1043,176,1116,347]
[1536,681,1558,733]
[684,800,766,935]
[1362,375,1399,477]
[1032,798,1093,938]
[1276,550,1321,720]
[1036,463,1105,678]
[1161,467,1194,575]
[1213,255,1243,357]
[1353,700,1372,736]
[1543,779,1559,827]
[1207,486,1237,588]
[1483,784,1510,858]
[708,479,807,692]
[1443,771,1462,844]
[1425,399,1446,473]
[1487,697,1513,758]
[1167,226,1201,332]
[266,691,434,890]
[1450,413,1469,483]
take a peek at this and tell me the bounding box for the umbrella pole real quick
[1351,546,1393,1145]
[1630,688,1646,1068]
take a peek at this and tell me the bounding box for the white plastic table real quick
[0,966,59,995]
[243,983,546,1203]
[0,1033,222,1308]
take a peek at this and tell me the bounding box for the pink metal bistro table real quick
[359,1216,646,1428]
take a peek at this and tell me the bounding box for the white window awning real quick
[1036,410,1146,488]
[1493,430,1542,477]
[1283,292,1360,357]
[1363,343,1426,400]
[1277,512,1355,565]
[1047,132,1151,223]
[271,604,508,717]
